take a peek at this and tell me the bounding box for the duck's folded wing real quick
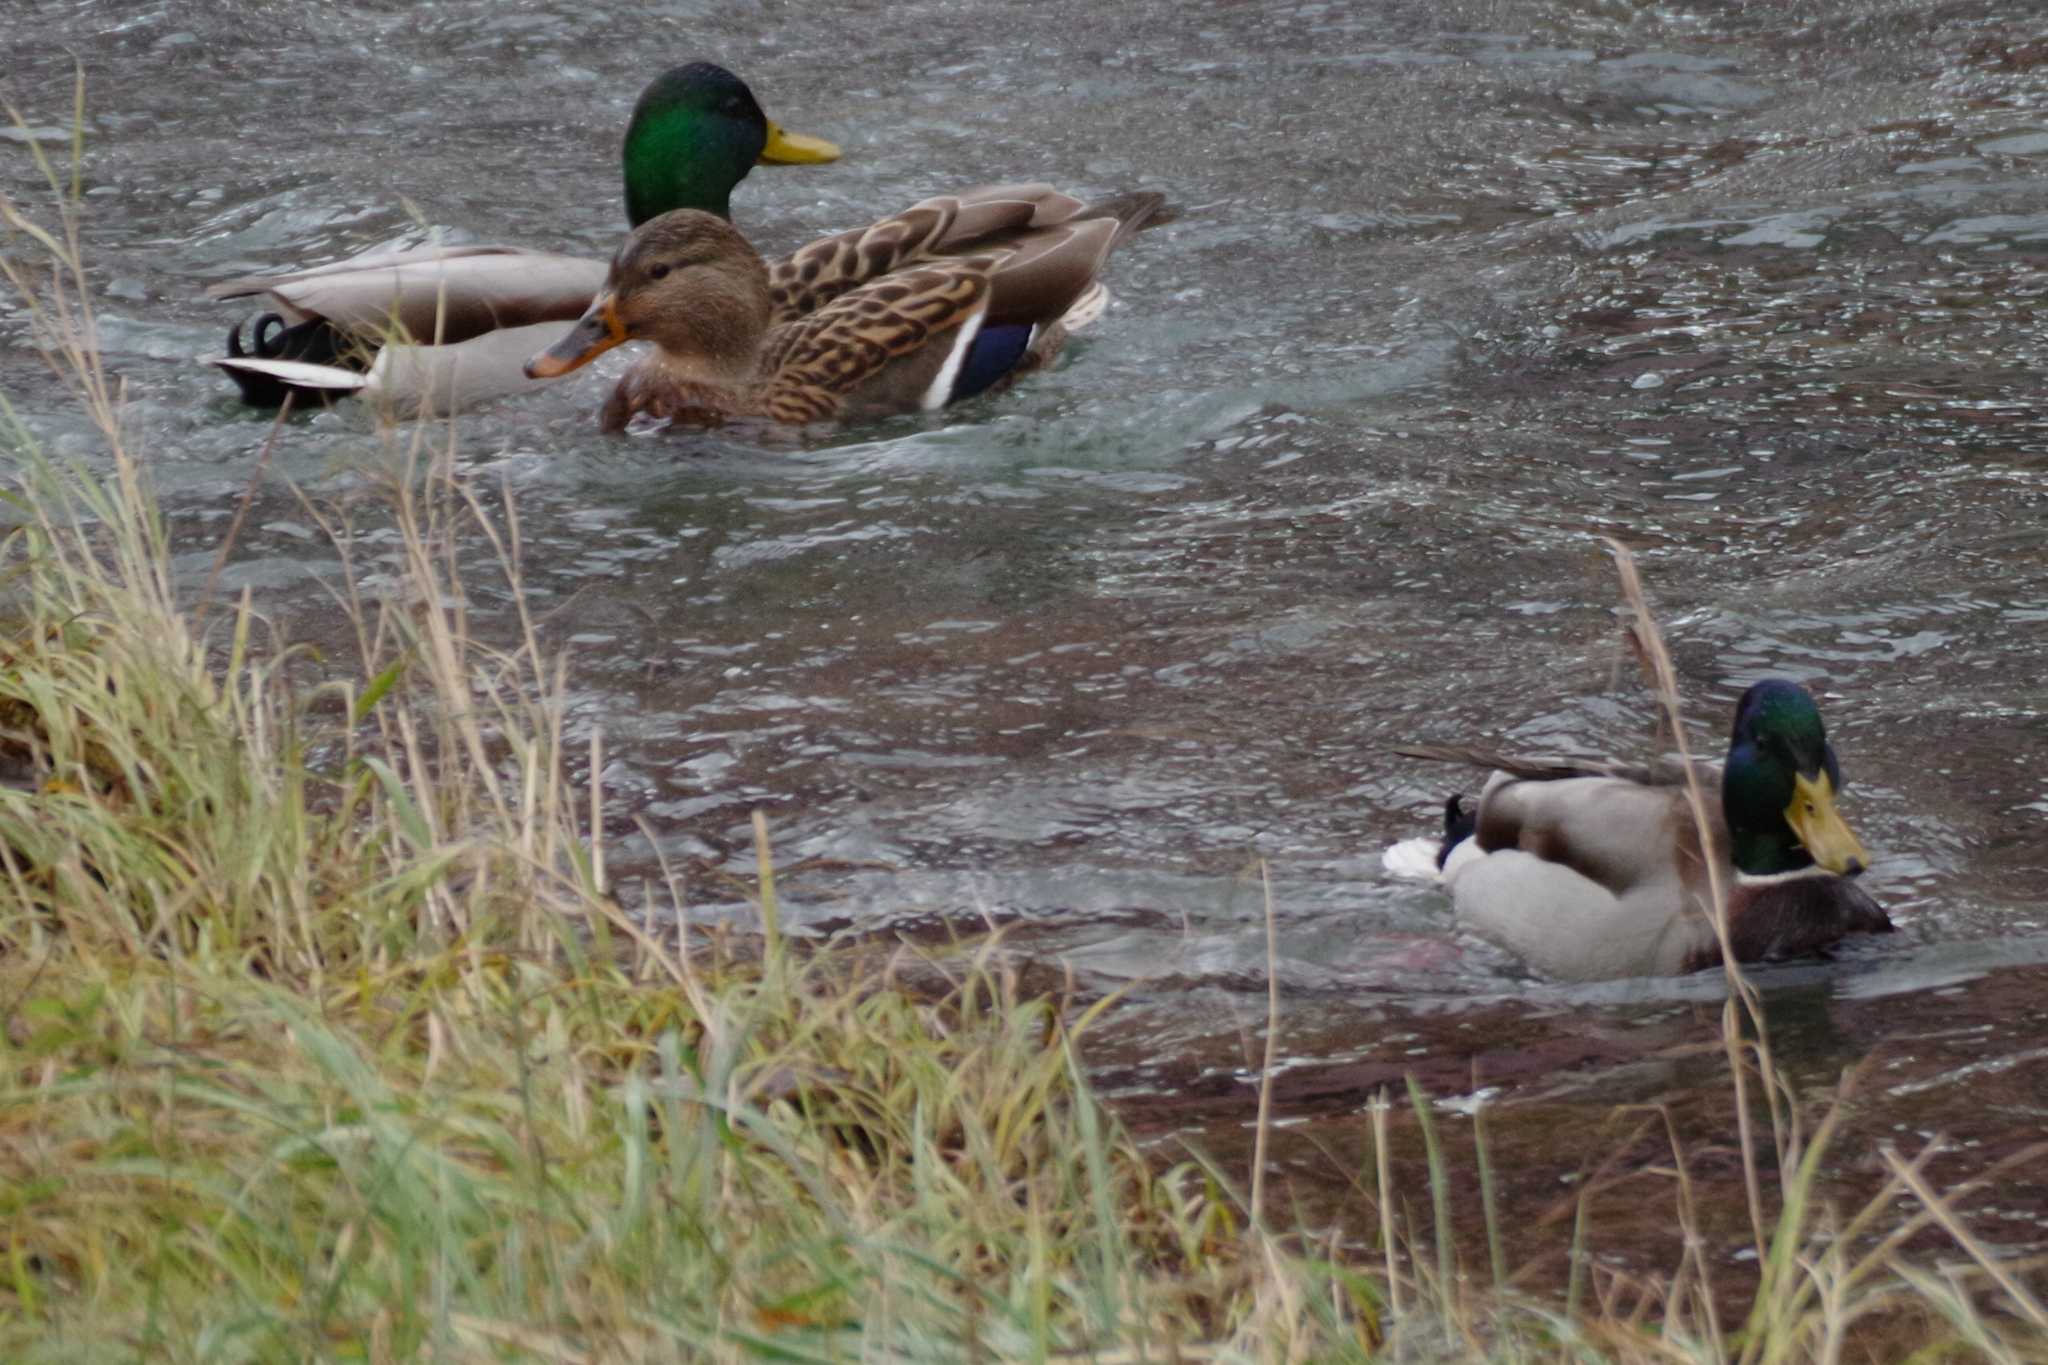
[758,261,996,421]
[982,218,1118,327]
[766,184,1087,322]
[1477,774,1709,903]
[760,215,1125,419]
[207,243,530,295]
[210,247,605,346]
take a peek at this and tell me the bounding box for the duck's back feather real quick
[1472,772,1716,904]
[766,184,1086,322]
[1389,743,1694,787]
[211,245,605,346]
[763,185,1164,330]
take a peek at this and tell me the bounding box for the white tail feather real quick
[1382,836,1448,883]
[210,357,369,392]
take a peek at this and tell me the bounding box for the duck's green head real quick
[622,62,840,227]
[1722,679,1869,878]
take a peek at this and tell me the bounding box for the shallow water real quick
[7,0,2048,1283]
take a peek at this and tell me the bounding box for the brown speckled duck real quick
[523,184,1167,430]
[1396,679,1892,981]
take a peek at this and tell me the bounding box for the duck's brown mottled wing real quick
[766,184,1087,323]
[752,187,1164,421]
[758,260,997,422]
[210,245,605,345]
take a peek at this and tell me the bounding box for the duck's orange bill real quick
[525,294,628,380]
[1785,770,1869,875]
[759,121,841,165]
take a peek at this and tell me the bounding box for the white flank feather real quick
[920,305,988,411]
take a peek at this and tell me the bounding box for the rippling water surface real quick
[8,0,2048,1270]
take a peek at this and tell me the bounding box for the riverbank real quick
[4,114,2045,1363]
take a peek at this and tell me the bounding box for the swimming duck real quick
[523,186,1166,430]
[208,63,840,414]
[1395,679,1891,981]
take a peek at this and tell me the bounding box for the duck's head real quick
[526,209,771,381]
[1722,679,1870,878]
[622,62,840,225]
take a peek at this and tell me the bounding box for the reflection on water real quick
[6,0,2048,1259]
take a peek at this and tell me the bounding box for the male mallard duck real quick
[522,186,1166,430]
[1395,679,1891,981]
[208,63,839,414]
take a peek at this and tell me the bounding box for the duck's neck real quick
[1729,823,1815,877]
[647,346,758,390]
[642,302,770,403]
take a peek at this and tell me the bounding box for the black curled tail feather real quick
[221,313,361,408]
[1437,793,1476,869]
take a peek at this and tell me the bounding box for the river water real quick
[7,0,2047,1284]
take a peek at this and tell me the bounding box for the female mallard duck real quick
[1395,679,1891,981]
[522,186,1166,429]
[208,63,839,414]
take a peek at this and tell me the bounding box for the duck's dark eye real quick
[648,263,672,281]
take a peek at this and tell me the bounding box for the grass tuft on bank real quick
[0,435,1275,1360]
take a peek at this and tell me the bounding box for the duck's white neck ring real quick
[1733,864,1840,888]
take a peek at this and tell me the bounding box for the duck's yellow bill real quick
[524,294,627,380]
[759,121,841,165]
[1785,771,1868,875]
